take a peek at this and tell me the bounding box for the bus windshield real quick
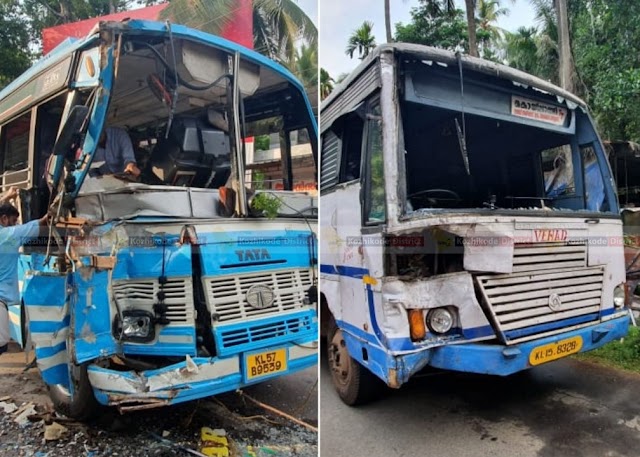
[400,78,611,216]
[80,34,317,199]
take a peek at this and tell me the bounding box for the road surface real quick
[321,353,640,457]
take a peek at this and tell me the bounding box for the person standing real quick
[0,188,49,354]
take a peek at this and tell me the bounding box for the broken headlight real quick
[114,310,155,342]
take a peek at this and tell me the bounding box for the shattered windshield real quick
[401,100,610,214]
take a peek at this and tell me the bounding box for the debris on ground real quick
[13,403,37,427]
[0,401,18,414]
[0,391,317,457]
[43,422,68,441]
[200,427,229,457]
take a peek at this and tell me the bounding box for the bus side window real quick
[339,113,364,183]
[364,102,385,224]
[0,112,31,188]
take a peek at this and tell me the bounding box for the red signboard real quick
[42,1,253,55]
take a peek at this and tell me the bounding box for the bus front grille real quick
[214,310,316,356]
[204,269,313,323]
[111,277,195,324]
[476,242,603,343]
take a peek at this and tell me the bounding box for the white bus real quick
[319,43,630,405]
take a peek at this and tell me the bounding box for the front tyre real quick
[48,363,100,420]
[327,319,385,405]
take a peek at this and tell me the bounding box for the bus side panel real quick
[72,268,118,364]
[23,273,70,387]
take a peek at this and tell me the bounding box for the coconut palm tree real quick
[464,0,478,56]
[161,0,316,66]
[476,0,508,40]
[346,21,376,60]
[294,43,317,89]
[253,0,317,64]
[503,26,540,75]
[530,0,560,84]
[320,68,334,100]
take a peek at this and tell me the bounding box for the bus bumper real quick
[87,340,317,411]
[426,313,631,376]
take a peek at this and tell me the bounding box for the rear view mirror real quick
[52,105,89,157]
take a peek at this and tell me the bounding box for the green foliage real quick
[251,192,281,219]
[252,0,317,65]
[320,68,334,100]
[163,0,316,67]
[294,43,318,89]
[576,325,640,373]
[252,170,266,189]
[24,0,131,51]
[395,2,468,52]
[346,20,376,60]
[499,0,559,83]
[0,0,32,89]
[254,135,271,151]
[570,0,640,142]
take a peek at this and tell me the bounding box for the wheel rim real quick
[328,327,352,388]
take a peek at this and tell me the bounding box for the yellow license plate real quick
[245,348,287,380]
[529,336,583,366]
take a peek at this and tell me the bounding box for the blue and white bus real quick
[320,43,630,405]
[0,19,317,418]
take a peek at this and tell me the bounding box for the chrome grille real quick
[205,269,313,322]
[476,242,603,342]
[511,242,587,273]
[111,277,195,324]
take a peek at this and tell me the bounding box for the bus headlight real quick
[614,284,626,308]
[115,310,155,342]
[427,308,454,334]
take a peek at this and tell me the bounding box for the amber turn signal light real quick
[408,309,426,341]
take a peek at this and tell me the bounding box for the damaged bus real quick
[1,20,317,418]
[319,43,630,405]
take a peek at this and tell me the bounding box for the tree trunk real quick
[555,0,575,92]
[384,0,392,43]
[59,0,72,23]
[464,0,478,57]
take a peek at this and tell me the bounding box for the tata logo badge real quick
[548,293,562,312]
[246,284,275,309]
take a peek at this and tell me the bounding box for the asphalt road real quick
[320,353,640,457]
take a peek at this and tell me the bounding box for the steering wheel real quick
[407,189,462,205]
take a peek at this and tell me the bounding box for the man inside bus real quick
[0,187,49,355]
[91,127,141,178]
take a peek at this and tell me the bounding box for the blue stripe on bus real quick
[34,341,67,359]
[323,264,497,351]
[40,364,70,386]
[320,264,368,278]
[29,317,70,333]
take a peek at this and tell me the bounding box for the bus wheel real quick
[49,363,100,420]
[327,320,383,405]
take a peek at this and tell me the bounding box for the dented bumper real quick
[87,340,317,412]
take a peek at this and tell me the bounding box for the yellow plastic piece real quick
[200,427,229,457]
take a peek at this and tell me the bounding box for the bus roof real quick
[321,42,587,112]
[0,19,307,113]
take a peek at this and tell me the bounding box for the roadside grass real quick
[574,325,640,373]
